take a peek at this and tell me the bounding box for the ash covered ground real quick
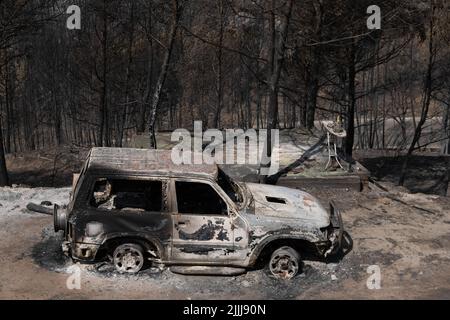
[0,184,449,299]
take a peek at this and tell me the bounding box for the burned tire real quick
[268,246,301,280]
[113,243,145,274]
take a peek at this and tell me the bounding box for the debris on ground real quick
[0,183,449,299]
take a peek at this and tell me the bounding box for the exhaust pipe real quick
[26,203,53,215]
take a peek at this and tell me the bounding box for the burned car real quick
[54,147,344,279]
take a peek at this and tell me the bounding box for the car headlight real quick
[85,222,104,237]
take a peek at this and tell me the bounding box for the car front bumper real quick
[61,241,100,262]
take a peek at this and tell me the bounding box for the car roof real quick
[85,147,218,179]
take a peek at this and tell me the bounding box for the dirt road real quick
[0,185,449,299]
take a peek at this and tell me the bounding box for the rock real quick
[331,274,338,281]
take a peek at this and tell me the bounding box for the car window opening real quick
[90,178,162,212]
[175,181,227,215]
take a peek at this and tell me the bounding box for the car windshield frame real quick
[217,168,243,206]
[69,157,89,211]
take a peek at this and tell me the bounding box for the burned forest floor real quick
[354,150,450,196]
[0,181,449,299]
[1,146,450,299]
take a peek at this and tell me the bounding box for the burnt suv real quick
[54,147,344,279]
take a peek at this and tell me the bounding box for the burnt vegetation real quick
[0,0,449,189]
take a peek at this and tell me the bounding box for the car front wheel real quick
[113,243,145,274]
[268,246,301,280]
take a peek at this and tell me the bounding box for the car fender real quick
[247,232,321,266]
[100,232,167,259]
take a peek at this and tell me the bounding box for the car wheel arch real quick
[100,233,165,260]
[248,234,318,267]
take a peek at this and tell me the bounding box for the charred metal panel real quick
[171,215,236,263]
[241,211,327,266]
[87,148,218,179]
[244,183,330,228]
[69,206,172,261]
[60,147,343,272]
[178,220,223,241]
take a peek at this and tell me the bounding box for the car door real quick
[78,176,173,258]
[170,178,236,263]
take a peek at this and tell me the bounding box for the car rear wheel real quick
[268,246,301,280]
[113,243,145,274]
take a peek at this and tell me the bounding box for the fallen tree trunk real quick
[265,134,326,185]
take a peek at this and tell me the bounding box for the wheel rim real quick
[114,246,144,273]
[269,253,298,279]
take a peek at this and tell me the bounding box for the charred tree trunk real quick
[256,80,262,130]
[148,0,182,149]
[260,0,294,183]
[213,0,224,128]
[4,57,12,154]
[118,2,136,147]
[399,5,435,186]
[305,0,323,130]
[305,70,319,130]
[99,0,110,147]
[443,99,450,154]
[0,119,10,186]
[139,2,154,134]
[344,42,356,158]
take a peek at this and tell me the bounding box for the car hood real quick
[244,183,330,227]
